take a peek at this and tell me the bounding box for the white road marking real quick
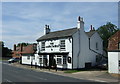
[4,79,12,82]
[27,74,47,80]
[2,62,11,65]
[87,79,107,82]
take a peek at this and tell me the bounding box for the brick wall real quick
[108,31,120,51]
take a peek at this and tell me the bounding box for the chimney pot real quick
[77,16,84,30]
[91,25,93,30]
[44,24,50,34]
[93,27,95,31]
[78,16,80,21]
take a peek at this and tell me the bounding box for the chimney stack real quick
[90,25,93,31]
[77,16,84,30]
[93,27,95,31]
[20,44,23,52]
[14,44,16,51]
[90,25,95,31]
[44,24,51,34]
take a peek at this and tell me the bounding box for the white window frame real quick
[56,55,62,65]
[41,42,45,51]
[39,55,43,64]
[60,40,66,51]
[96,42,98,50]
[63,56,67,64]
[27,56,30,60]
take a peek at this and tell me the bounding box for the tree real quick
[2,41,12,58]
[97,22,119,53]
[17,42,29,47]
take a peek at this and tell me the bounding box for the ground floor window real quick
[39,55,43,64]
[43,55,47,66]
[56,55,67,65]
[33,55,35,60]
[39,58,42,64]
[57,55,62,65]
[63,56,67,64]
[27,56,30,60]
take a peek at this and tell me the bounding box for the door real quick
[49,54,56,68]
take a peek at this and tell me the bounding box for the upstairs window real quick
[118,42,120,50]
[41,42,45,51]
[96,42,98,50]
[60,40,66,51]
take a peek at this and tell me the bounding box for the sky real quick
[2,2,118,49]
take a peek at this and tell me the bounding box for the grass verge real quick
[64,70,81,73]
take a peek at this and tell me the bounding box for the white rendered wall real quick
[22,55,32,65]
[38,38,73,69]
[108,52,120,74]
[90,32,103,54]
[89,32,103,66]
[72,29,103,69]
[79,29,90,68]
[72,30,80,69]
[39,38,72,53]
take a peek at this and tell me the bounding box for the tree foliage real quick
[17,42,29,47]
[97,22,119,52]
[1,41,12,58]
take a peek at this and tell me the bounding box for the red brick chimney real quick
[14,44,16,51]
[90,25,93,31]
[20,44,23,52]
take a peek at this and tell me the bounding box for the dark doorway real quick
[49,54,56,69]
[85,62,92,68]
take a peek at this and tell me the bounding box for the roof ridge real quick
[49,27,77,33]
[37,27,78,41]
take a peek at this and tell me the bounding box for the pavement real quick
[9,62,120,83]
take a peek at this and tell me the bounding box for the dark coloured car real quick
[8,57,20,63]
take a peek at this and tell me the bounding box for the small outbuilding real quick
[108,30,120,74]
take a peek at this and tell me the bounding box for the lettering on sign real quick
[45,44,60,48]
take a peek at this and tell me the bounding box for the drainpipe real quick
[77,29,80,69]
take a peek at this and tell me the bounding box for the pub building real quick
[23,16,103,69]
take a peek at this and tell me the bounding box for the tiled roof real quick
[22,44,36,54]
[108,30,120,51]
[85,30,97,37]
[37,28,98,41]
[37,28,78,41]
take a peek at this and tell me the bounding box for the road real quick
[2,61,108,84]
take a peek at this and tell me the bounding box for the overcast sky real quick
[2,2,118,49]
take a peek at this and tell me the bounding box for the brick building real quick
[108,30,120,74]
[12,43,37,58]
[108,30,120,51]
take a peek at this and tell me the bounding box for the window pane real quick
[60,40,66,51]
[39,58,42,64]
[57,58,62,64]
[63,56,67,64]
[41,42,45,51]
[27,56,30,60]
[96,42,98,50]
